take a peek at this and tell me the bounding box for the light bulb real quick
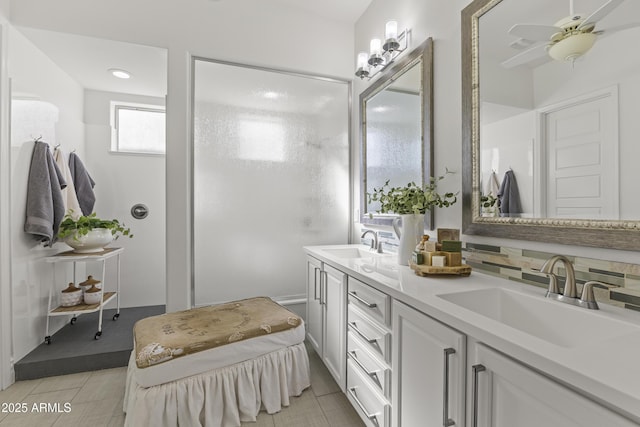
[357,52,369,70]
[370,38,382,56]
[385,21,398,41]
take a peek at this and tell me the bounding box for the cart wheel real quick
[112,313,120,321]
[70,317,77,325]
[94,331,102,340]
[44,336,51,345]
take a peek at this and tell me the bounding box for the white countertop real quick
[304,244,640,423]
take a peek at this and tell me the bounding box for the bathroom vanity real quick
[304,244,640,427]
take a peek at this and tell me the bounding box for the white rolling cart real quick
[44,247,124,343]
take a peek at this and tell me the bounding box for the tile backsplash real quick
[463,242,640,311]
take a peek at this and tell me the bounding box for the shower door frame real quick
[189,56,353,308]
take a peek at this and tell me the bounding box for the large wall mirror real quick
[360,38,434,227]
[462,0,640,250]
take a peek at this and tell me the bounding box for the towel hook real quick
[32,135,43,143]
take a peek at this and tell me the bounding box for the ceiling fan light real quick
[548,32,597,62]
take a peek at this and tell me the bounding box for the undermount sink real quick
[321,247,388,259]
[438,287,640,348]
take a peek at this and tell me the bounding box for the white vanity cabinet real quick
[305,255,346,390]
[304,246,640,426]
[469,343,638,427]
[392,300,466,427]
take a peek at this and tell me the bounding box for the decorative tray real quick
[409,262,472,277]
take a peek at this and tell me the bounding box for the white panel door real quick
[543,87,618,219]
[322,263,346,390]
[305,256,323,355]
[392,300,466,427]
[471,343,637,427]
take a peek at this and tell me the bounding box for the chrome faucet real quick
[537,255,600,310]
[539,255,577,298]
[361,230,384,253]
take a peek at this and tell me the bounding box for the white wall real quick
[84,90,166,308]
[354,0,469,241]
[354,0,640,266]
[481,110,536,215]
[0,4,14,391]
[8,25,85,366]
[9,0,356,312]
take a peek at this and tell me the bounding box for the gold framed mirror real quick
[462,0,640,250]
[360,38,434,227]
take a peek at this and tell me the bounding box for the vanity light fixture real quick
[109,68,131,79]
[355,20,410,80]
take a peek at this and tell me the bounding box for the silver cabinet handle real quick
[443,348,456,427]
[313,267,320,301]
[348,351,382,389]
[348,322,378,344]
[348,387,380,427]
[472,364,486,427]
[321,271,327,305]
[348,291,377,308]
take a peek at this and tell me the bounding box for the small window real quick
[112,103,166,154]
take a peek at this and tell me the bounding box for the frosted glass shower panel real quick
[193,60,350,306]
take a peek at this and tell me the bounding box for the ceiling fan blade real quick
[578,0,625,30]
[501,43,549,69]
[508,24,562,41]
[594,22,640,37]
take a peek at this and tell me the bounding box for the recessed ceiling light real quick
[108,68,131,79]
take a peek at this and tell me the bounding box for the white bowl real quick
[64,228,114,253]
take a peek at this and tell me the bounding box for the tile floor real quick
[0,346,365,427]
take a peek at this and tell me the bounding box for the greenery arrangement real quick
[368,170,458,216]
[480,193,501,209]
[58,212,133,240]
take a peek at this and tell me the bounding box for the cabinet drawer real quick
[347,332,391,399]
[348,277,390,326]
[347,359,390,427]
[348,305,391,363]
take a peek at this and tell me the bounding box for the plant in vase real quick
[58,212,133,253]
[367,170,458,265]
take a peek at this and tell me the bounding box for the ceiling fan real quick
[501,0,638,68]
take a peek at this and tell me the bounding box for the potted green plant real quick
[367,171,458,216]
[367,170,458,265]
[58,212,133,253]
[480,193,500,217]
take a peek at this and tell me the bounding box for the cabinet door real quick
[323,263,346,391]
[470,343,637,427]
[392,300,466,427]
[306,256,323,355]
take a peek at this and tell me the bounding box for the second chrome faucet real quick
[537,255,600,310]
[361,230,384,254]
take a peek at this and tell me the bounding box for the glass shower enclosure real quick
[192,58,350,307]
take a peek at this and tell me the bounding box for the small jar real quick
[79,275,101,293]
[60,283,82,307]
[83,285,103,305]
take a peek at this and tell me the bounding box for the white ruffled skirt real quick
[124,342,310,427]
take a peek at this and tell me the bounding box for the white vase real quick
[392,214,425,265]
[63,228,114,253]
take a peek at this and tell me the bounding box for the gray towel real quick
[24,141,67,246]
[498,169,522,216]
[68,152,96,216]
